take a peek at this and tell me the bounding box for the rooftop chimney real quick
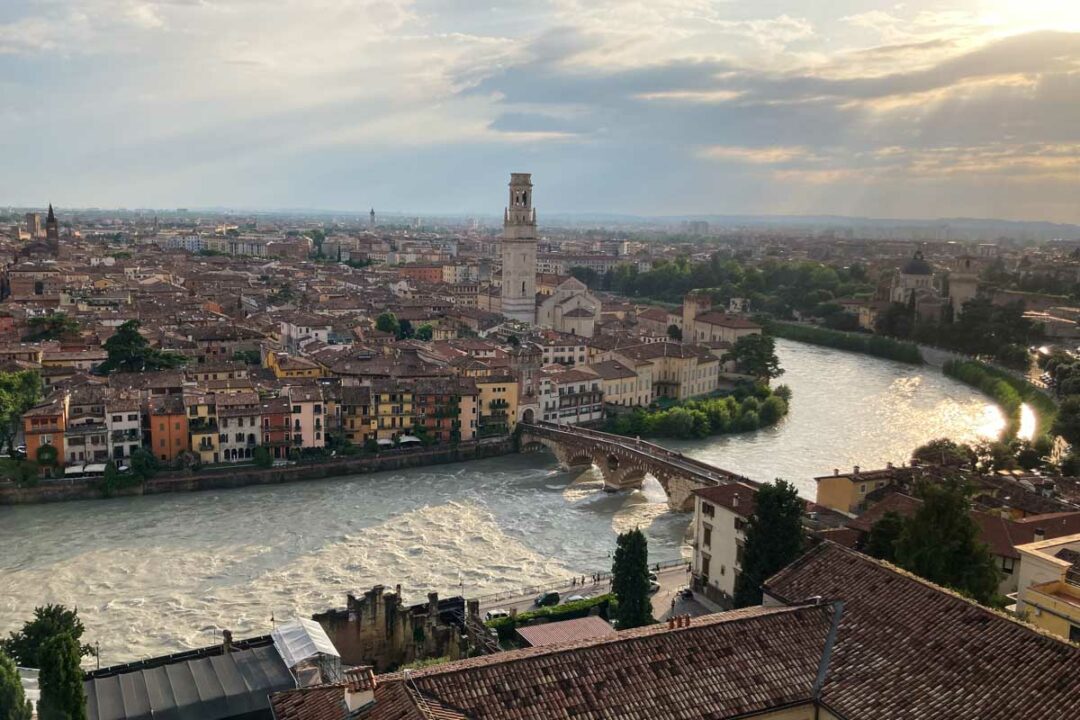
[853,466,860,475]
[833,468,839,476]
[1034,528,1046,542]
[344,666,377,712]
[222,629,233,654]
[732,494,739,508]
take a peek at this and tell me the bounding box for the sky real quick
[3,1,1080,222]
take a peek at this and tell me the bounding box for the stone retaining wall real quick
[0,439,516,505]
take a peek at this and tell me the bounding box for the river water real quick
[0,340,1006,664]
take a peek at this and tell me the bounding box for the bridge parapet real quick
[519,422,751,512]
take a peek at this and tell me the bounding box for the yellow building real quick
[813,466,898,514]
[265,350,323,380]
[184,392,220,465]
[1014,533,1080,642]
[372,379,413,442]
[340,386,376,445]
[476,374,519,436]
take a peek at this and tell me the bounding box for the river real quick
[0,339,1007,664]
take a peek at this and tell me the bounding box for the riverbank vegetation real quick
[942,360,1056,441]
[769,322,924,364]
[876,298,1038,371]
[605,383,790,440]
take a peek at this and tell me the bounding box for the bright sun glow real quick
[980,1,1080,33]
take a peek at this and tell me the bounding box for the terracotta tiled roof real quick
[515,616,616,647]
[380,605,830,720]
[764,542,1080,720]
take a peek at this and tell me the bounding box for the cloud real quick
[3,1,1080,222]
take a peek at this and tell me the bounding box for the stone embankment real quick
[0,438,516,505]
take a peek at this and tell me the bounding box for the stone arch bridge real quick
[519,422,749,511]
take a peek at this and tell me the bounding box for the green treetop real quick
[722,334,784,380]
[1,605,93,669]
[97,320,186,374]
[0,370,41,455]
[894,479,1001,605]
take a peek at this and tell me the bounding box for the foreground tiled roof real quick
[380,605,831,720]
[764,542,1080,720]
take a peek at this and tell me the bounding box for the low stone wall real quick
[0,438,517,505]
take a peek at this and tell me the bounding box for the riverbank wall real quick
[0,438,517,505]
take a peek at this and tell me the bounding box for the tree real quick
[0,371,41,455]
[611,529,653,629]
[666,324,682,341]
[36,634,85,720]
[911,438,974,469]
[1,606,93,669]
[397,319,414,340]
[733,480,803,608]
[252,446,272,468]
[722,334,783,380]
[415,324,434,341]
[129,448,158,482]
[894,480,1001,605]
[864,511,904,563]
[1053,396,1080,446]
[97,320,186,374]
[23,313,79,342]
[375,312,399,335]
[0,651,32,720]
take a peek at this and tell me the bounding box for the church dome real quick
[901,251,932,276]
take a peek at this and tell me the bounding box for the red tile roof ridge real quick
[380,603,813,684]
[767,541,1072,644]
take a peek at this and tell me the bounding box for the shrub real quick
[770,322,924,364]
[486,595,615,642]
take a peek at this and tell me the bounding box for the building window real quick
[736,541,745,567]
[1001,557,1015,575]
[700,554,710,580]
[702,525,712,548]
[701,502,715,518]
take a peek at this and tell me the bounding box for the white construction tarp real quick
[271,617,340,669]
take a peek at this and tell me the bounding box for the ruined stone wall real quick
[312,585,464,672]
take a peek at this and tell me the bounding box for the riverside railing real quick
[470,558,691,607]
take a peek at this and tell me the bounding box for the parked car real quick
[648,572,659,582]
[485,609,510,622]
[679,587,693,599]
[566,594,590,603]
[536,591,561,607]
[649,581,661,594]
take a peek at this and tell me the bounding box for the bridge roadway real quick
[518,421,754,511]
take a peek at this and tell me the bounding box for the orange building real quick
[22,394,69,468]
[396,264,443,283]
[148,395,189,462]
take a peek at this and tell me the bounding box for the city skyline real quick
[4,1,1080,222]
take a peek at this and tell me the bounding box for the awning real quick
[398,435,422,444]
[84,463,107,473]
[65,464,86,476]
[376,439,394,447]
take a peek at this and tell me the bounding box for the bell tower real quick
[45,203,59,254]
[500,173,537,323]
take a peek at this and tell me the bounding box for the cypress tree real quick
[36,634,85,720]
[733,479,804,608]
[0,651,32,720]
[611,529,653,629]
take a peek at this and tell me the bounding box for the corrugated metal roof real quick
[85,644,294,720]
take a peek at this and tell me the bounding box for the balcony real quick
[189,417,218,432]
